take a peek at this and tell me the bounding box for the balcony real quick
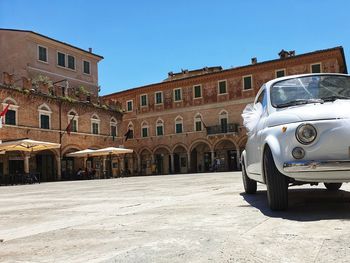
[206,123,239,135]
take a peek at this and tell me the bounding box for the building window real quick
[111,125,117,137]
[276,69,285,78]
[91,114,100,135]
[218,80,227,94]
[126,100,133,112]
[140,94,148,107]
[110,118,117,137]
[194,114,203,131]
[142,127,148,137]
[193,85,202,98]
[219,110,228,133]
[311,63,321,73]
[141,121,149,138]
[67,55,75,70]
[243,75,252,90]
[38,45,47,62]
[175,116,183,134]
[2,98,18,126]
[174,88,182,101]
[155,91,163,104]
[40,115,50,129]
[156,119,164,136]
[92,123,99,134]
[5,110,16,125]
[38,104,52,130]
[68,110,78,132]
[57,52,66,67]
[83,60,91,74]
[127,123,134,139]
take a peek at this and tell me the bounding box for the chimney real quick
[251,57,257,64]
[278,49,290,59]
[88,47,92,53]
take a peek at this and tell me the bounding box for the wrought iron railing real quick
[206,123,239,135]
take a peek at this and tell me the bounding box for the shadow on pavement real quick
[240,188,350,221]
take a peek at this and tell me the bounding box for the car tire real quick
[263,147,289,211]
[242,159,257,194]
[324,183,342,191]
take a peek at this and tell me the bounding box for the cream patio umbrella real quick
[0,138,61,175]
[0,138,60,152]
[67,147,133,178]
[91,147,133,156]
[65,149,97,158]
[91,147,133,178]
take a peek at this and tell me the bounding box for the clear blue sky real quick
[1,0,349,95]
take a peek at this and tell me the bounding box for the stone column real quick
[137,155,142,175]
[24,154,30,174]
[170,153,175,174]
[187,152,191,173]
[211,150,215,165]
[56,156,61,180]
[129,155,134,175]
[236,149,241,170]
[102,157,107,179]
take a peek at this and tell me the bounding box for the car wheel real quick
[263,147,289,211]
[324,183,342,191]
[242,159,257,194]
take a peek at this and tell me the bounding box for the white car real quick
[241,73,350,210]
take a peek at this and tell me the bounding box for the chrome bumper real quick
[283,160,350,173]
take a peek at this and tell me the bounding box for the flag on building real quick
[124,129,131,141]
[0,104,10,128]
[65,114,76,135]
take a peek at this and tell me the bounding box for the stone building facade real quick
[0,28,102,100]
[0,29,122,182]
[103,47,347,176]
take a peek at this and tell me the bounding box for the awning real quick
[0,138,60,152]
[92,147,133,156]
[66,149,97,158]
[66,147,133,158]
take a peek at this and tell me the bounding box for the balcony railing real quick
[206,123,239,135]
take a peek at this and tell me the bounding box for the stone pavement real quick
[1,172,350,263]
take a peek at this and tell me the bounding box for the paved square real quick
[1,172,350,262]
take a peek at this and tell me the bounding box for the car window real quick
[256,89,267,109]
[271,75,350,107]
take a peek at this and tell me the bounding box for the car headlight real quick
[296,124,317,144]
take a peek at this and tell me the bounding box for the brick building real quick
[103,47,347,176]
[0,28,347,180]
[0,29,123,182]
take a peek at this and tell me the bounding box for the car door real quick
[246,87,267,180]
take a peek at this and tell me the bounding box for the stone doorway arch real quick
[172,144,188,174]
[213,139,240,171]
[139,148,152,175]
[153,146,171,175]
[190,140,213,173]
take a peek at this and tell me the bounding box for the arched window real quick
[219,110,228,133]
[2,97,19,126]
[156,118,164,136]
[127,122,134,139]
[67,109,78,133]
[38,103,52,129]
[141,121,149,138]
[110,117,118,137]
[175,116,183,134]
[91,114,100,135]
[194,113,203,132]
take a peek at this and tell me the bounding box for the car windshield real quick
[270,75,350,108]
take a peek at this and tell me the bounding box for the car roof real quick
[265,73,349,88]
